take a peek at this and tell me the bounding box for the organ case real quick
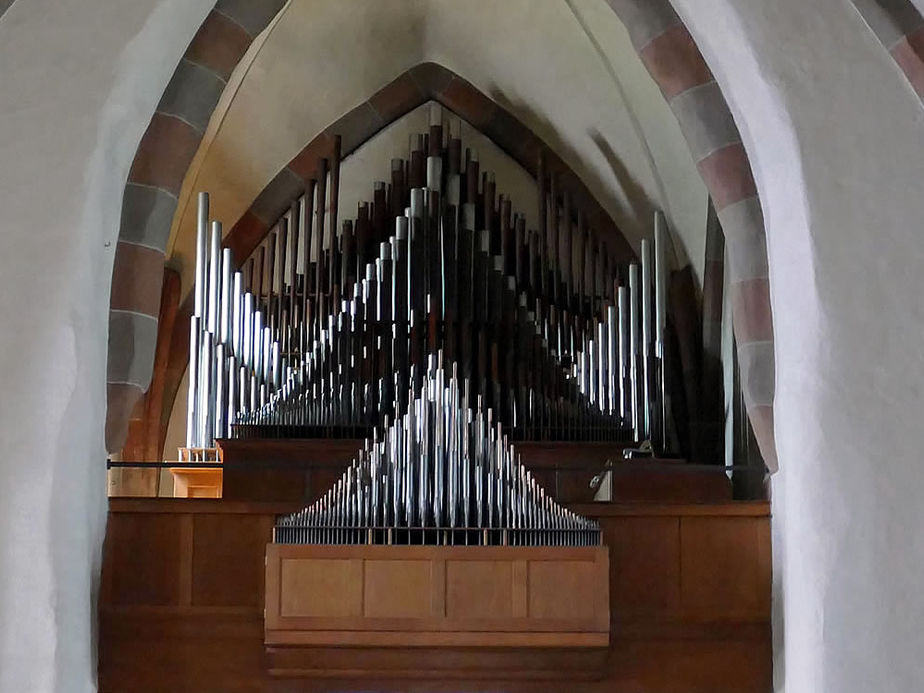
[177,102,690,665]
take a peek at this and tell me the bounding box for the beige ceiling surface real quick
[167,0,708,299]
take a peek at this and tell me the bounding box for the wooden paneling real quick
[100,499,771,692]
[364,559,432,618]
[680,516,772,621]
[265,544,609,649]
[218,438,364,502]
[279,558,363,618]
[605,517,681,620]
[446,559,513,619]
[104,513,186,606]
[528,559,599,621]
[191,513,272,608]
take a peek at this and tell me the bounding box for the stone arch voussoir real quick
[106,0,286,453]
[607,0,778,470]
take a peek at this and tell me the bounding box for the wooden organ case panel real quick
[264,544,609,649]
[99,500,770,691]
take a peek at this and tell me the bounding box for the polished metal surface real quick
[185,109,674,457]
[274,360,601,547]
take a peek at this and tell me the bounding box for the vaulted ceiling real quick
[165,0,708,301]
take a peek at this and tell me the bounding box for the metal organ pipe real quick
[184,128,679,461]
[186,316,200,448]
[640,239,652,442]
[653,210,669,449]
[207,221,221,335]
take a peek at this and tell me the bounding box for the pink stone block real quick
[697,144,758,211]
[639,24,713,100]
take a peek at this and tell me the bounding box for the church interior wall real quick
[5,0,924,690]
[675,0,924,689]
[0,1,212,690]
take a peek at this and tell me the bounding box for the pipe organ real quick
[184,104,675,545]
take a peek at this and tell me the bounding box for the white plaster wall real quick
[0,1,211,690]
[566,0,709,275]
[672,0,924,690]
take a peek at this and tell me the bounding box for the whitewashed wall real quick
[674,0,924,689]
[0,1,211,691]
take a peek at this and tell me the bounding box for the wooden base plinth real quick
[265,543,609,679]
[266,644,609,680]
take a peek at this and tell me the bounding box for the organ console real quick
[183,103,675,543]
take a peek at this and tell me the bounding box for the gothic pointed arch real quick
[107,0,285,451]
[108,0,782,470]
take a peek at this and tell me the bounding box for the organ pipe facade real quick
[184,104,675,545]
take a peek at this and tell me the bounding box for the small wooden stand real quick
[169,447,223,498]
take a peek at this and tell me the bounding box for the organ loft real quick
[102,92,771,687]
[22,1,924,692]
[103,8,774,692]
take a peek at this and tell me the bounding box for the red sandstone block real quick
[369,72,426,125]
[639,24,712,100]
[109,242,166,317]
[697,144,758,211]
[106,382,146,453]
[186,10,252,82]
[731,278,774,344]
[410,62,454,95]
[325,102,382,156]
[128,114,202,196]
[747,404,778,473]
[288,133,334,180]
[438,78,496,129]
[892,26,924,98]
[225,210,270,264]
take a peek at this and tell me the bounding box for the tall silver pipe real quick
[653,211,669,449]
[628,263,641,440]
[198,338,213,448]
[195,192,208,320]
[214,343,226,440]
[231,272,243,359]
[271,342,281,390]
[596,320,606,413]
[186,316,201,448]
[207,221,221,335]
[640,239,652,441]
[243,294,254,370]
[617,289,629,423]
[219,247,233,345]
[587,337,596,408]
[654,211,668,360]
[253,310,264,381]
[607,304,618,417]
[227,357,239,427]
